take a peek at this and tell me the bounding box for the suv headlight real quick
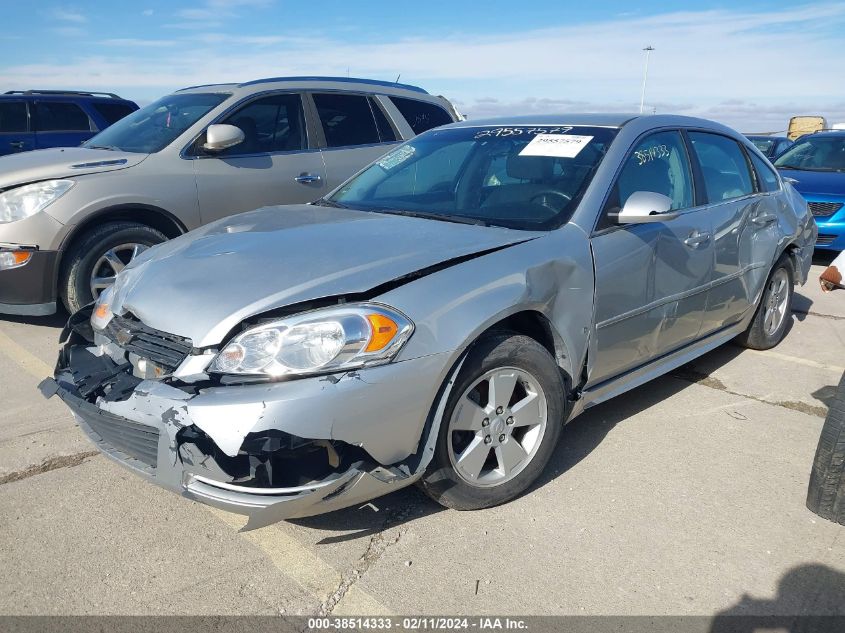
[0,180,75,224]
[209,303,414,378]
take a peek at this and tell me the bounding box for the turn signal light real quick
[0,251,32,270]
[365,313,399,352]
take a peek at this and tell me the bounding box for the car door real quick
[687,132,778,334]
[193,92,327,224]
[32,100,94,148]
[589,130,713,383]
[308,92,402,191]
[0,100,34,154]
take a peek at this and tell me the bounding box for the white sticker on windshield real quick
[518,134,594,158]
[377,145,415,170]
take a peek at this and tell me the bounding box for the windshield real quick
[82,92,228,154]
[774,136,845,172]
[327,125,618,230]
[749,137,775,154]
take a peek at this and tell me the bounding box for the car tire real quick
[735,253,794,350]
[420,332,566,510]
[807,371,845,525]
[60,221,167,314]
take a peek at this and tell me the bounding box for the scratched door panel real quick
[590,208,713,384]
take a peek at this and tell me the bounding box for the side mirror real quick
[617,191,679,224]
[202,124,244,152]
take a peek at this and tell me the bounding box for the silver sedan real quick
[43,114,816,529]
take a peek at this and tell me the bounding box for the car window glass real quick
[389,96,453,134]
[83,92,227,154]
[0,102,28,133]
[91,102,136,126]
[749,152,780,193]
[372,140,474,199]
[219,93,305,155]
[612,130,694,218]
[749,137,774,155]
[35,101,90,131]
[313,93,380,148]
[689,132,754,202]
[331,125,617,231]
[370,98,397,143]
[775,136,845,171]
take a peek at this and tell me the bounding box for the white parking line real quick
[747,348,845,375]
[0,329,53,381]
[207,507,342,599]
[332,585,394,616]
[206,506,392,614]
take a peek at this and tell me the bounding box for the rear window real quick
[749,152,780,193]
[389,97,453,134]
[35,101,91,132]
[0,102,28,133]
[91,102,136,126]
[313,93,381,148]
[688,132,754,202]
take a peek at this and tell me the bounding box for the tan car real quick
[0,76,459,315]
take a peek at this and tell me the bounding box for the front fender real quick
[380,224,595,384]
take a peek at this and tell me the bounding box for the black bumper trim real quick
[42,376,160,471]
[0,249,59,311]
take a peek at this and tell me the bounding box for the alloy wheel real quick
[90,243,149,298]
[763,268,789,336]
[447,366,548,487]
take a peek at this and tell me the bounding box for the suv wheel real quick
[61,221,167,313]
[420,333,565,510]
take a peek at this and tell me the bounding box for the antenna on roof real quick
[395,74,401,84]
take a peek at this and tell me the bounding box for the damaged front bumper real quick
[41,310,453,530]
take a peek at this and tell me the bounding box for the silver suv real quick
[0,77,459,316]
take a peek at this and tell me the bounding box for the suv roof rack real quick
[3,90,123,99]
[237,76,429,94]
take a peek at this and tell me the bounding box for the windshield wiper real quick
[86,145,121,151]
[312,198,349,209]
[372,208,491,227]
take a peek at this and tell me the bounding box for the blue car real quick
[0,90,138,156]
[746,134,792,159]
[774,131,845,250]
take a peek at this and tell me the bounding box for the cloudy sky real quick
[2,0,844,132]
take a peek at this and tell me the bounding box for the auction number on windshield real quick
[474,126,573,139]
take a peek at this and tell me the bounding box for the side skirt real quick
[571,319,750,418]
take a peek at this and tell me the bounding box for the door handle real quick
[295,173,322,184]
[9,141,25,150]
[683,231,711,247]
[751,213,777,227]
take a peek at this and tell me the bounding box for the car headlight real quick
[0,180,74,224]
[209,303,414,377]
[90,285,115,331]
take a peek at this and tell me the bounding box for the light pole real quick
[640,45,654,114]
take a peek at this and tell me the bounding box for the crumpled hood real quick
[112,205,538,347]
[0,147,147,190]
[778,168,845,197]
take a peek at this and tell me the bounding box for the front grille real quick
[808,201,843,217]
[817,234,837,246]
[85,411,160,468]
[106,315,193,373]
